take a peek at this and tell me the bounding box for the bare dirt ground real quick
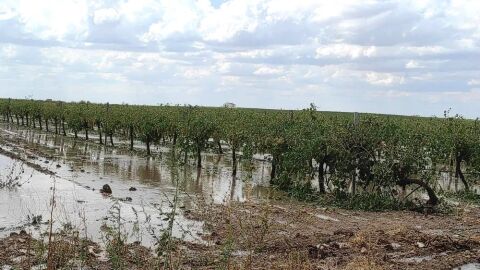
[1,200,479,269]
[186,200,480,269]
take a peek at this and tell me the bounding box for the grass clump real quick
[318,191,415,212]
[441,190,480,205]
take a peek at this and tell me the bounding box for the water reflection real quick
[1,123,280,207]
[0,123,287,247]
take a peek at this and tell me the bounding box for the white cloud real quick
[141,0,202,42]
[254,66,283,76]
[405,60,424,69]
[468,79,480,86]
[1,44,17,59]
[216,61,232,74]
[98,72,127,82]
[0,0,479,117]
[369,89,412,98]
[403,46,448,56]
[182,68,211,79]
[93,8,120,25]
[365,72,405,86]
[16,0,89,40]
[441,89,480,103]
[118,0,161,22]
[0,4,16,20]
[316,44,377,59]
[199,0,260,42]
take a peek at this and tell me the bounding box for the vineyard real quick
[1,98,479,207]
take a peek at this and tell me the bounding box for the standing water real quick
[0,123,281,247]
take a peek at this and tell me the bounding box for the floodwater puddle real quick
[396,255,434,263]
[0,123,282,247]
[0,153,204,247]
[315,214,339,222]
[454,263,480,270]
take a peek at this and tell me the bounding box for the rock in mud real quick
[100,184,112,194]
[129,187,137,191]
[332,242,348,249]
[88,245,98,256]
[333,229,354,237]
[56,164,61,168]
[30,264,47,270]
[385,242,401,250]
[308,244,332,259]
[11,256,26,264]
[416,242,426,248]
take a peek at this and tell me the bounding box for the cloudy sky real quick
[0,0,479,117]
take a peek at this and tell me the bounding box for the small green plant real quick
[218,206,235,270]
[319,191,415,211]
[34,237,48,263]
[144,166,185,269]
[101,201,128,270]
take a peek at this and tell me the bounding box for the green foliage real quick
[320,191,415,211]
[441,190,480,205]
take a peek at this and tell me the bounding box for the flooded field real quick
[1,122,480,269]
[0,123,284,247]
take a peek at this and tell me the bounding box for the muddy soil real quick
[0,229,155,270]
[186,200,480,269]
[1,201,479,269]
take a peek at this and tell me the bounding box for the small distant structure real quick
[223,102,236,108]
[46,99,52,102]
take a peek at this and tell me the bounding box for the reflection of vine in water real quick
[230,175,237,201]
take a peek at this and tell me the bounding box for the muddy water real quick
[0,153,209,247]
[0,123,281,247]
[454,263,480,270]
